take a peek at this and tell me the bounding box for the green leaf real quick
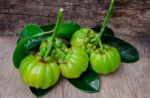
[13,38,30,68]
[25,33,52,51]
[68,67,100,93]
[20,24,44,39]
[30,87,50,97]
[17,24,44,44]
[17,21,80,44]
[40,24,55,32]
[40,21,81,39]
[92,26,115,36]
[102,34,139,63]
[56,21,81,39]
[13,34,50,68]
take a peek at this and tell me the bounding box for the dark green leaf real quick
[92,26,115,36]
[25,33,52,51]
[17,21,80,44]
[17,24,44,44]
[40,21,81,39]
[56,21,81,39]
[20,24,43,38]
[24,24,54,50]
[68,67,100,93]
[30,87,50,97]
[102,34,139,63]
[40,24,55,32]
[13,38,30,68]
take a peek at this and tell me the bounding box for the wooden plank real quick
[0,31,150,98]
[0,26,150,98]
[0,0,150,36]
[0,0,150,98]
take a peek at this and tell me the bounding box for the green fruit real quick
[71,28,98,55]
[19,54,60,89]
[39,37,52,56]
[59,47,89,78]
[39,37,68,61]
[52,39,68,61]
[90,45,121,74]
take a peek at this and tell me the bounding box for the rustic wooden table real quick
[0,0,150,98]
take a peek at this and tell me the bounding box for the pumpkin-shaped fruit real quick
[39,37,68,61]
[19,54,60,89]
[59,47,89,78]
[71,28,98,55]
[90,45,121,74]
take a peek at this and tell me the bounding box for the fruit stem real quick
[34,30,54,37]
[43,8,63,58]
[98,0,115,38]
[97,0,115,50]
[96,35,103,50]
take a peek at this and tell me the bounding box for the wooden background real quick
[0,0,150,98]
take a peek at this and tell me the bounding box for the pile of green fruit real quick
[12,0,139,97]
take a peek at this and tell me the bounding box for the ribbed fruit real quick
[19,54,60,89]
[71,28,98,55]
[59,47,89,78]
[39,37,68,61]
[90,45,121,74]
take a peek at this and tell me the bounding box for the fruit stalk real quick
[96,0,115,49]
[44,8,63,58]
[99,0,115,38]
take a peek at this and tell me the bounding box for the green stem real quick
[96,35,103,50]
[43,8,63,58]
[99,0,115,38]
[35,30,54,37]
[97,0,115,49]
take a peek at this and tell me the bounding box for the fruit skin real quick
[39,37,68,61]
[19,54,60,89]
[59,47,89,78]
[71,28,98,55]
[90,45,121,74]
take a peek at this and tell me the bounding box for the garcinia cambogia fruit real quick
[19,53,60,89]
[59,47,89,78]
[90,45,121,74]
[39,37,68,61]
[71,28,99,55]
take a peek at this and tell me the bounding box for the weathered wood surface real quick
[0,0,150,98]
[0,35,150,98]
[0,0,150,36]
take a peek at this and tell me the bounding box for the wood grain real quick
[0,0,150,98]
[0,32,150,98]
[0,0,150,36]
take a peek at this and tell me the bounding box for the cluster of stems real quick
[43,8,63,58]
[43,0,114,58]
